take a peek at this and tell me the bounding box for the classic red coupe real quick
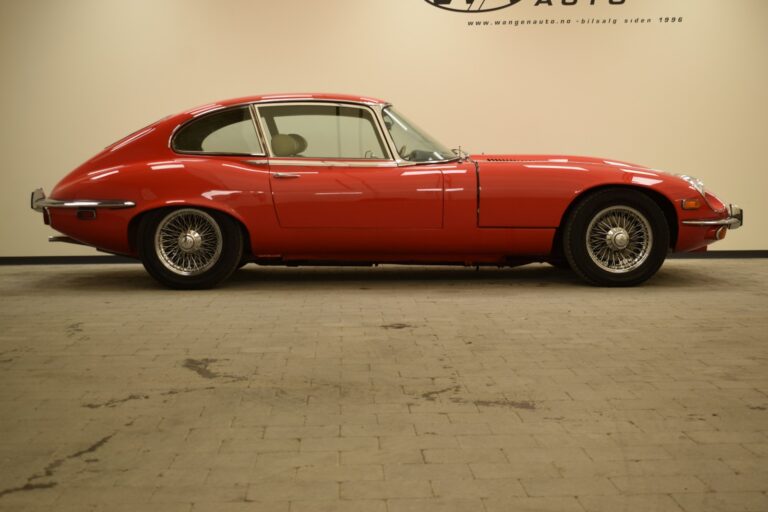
[31,93,742,289]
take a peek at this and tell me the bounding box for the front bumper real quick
[30,188,136,213]
[682,204,743,230]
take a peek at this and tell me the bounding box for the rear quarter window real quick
[172,106,263,155]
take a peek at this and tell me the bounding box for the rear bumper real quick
[682,204,743,230]
[30,188,136,213]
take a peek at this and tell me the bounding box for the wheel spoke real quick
[154,209,223,277]
[585,206,653,274]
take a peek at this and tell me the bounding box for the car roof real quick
[182,93,388,116]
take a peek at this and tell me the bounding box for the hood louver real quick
[486,158,533,162]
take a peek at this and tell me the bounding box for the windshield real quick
[382,107,457,163]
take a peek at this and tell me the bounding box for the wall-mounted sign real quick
[426,0,523,13]
[425,0,627,12]
[425,0,686,29]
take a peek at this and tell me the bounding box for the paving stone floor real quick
[0,260,767,512]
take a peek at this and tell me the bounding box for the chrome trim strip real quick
[31,189,135,212]
[249,104,270,157]
[38,199,136,209]
[49,236,87,246]
[168,98,387,153]
[682,218,741,227]
[683,205,742,229]
[264,159,397,168]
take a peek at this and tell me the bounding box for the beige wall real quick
[1,0,766,256]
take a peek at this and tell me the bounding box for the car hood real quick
[470,153,681,180]
[471,154,648,169]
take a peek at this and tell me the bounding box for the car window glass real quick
[173,106,263,155]
[258,104,387,159]
[382,107,455,163]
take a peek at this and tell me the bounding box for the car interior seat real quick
[270,133,308,157]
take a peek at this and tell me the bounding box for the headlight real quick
[678,174,706,196]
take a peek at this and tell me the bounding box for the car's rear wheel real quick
[563,189,669,286]
[138,208,242,289]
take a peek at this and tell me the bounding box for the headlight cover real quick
[678,174,706,196]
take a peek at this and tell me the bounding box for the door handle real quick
[273,172,301,179]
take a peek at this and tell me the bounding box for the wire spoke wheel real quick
[586,206,653,274]
[154,209,223,276]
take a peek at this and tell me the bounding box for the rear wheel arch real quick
[128,205,253,259]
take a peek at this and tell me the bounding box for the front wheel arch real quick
[555,185,678,254]
[561,188,670,286]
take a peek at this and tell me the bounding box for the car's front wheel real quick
[563,189,669,286]
[138,208,242,289]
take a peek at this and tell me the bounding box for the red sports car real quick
[31,93,743,289]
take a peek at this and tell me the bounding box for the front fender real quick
[477,160,695,229]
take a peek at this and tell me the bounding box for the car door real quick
[257,102,443,229]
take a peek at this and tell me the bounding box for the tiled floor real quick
[0,260,766,511]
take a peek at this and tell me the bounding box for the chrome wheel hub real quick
[606,227,630,251]
[586,206,653,274]
[178,230,203,252]
[155,209,222,276]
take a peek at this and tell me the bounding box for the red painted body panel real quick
[45,94,735,264]
[268,160,444,229]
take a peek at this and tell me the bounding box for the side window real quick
[258,104,388,159]
[173,106,263,155]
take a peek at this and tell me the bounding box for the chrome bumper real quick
[682,204,743,230]
[30,188,136,213]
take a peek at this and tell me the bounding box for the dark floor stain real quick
[182,359,246,382]
[161,386,217,396]
[68,434,114,459]
[421,385,462,401]
[83,394,149,409]
[161,386,218,402]
[0,434,113,500]
[65,322,84,337]
[418,386,536,411]
[474,399,536,410]
[0,358,13,364]
[182,358,220,379]
[382,323,413,330]
[0,482,57,498]
[748,405,766,411]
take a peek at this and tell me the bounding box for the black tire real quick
[138,208,243,289]
[563,189,669,286]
